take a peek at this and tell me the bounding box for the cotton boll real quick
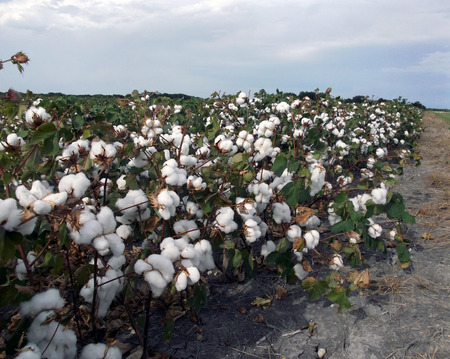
[0,198,22,232]
[20,288,64,317]
[58,172,90,197]
[272,202,291,224]
[293,263,308,280]
[16,344,41,359]
[305,215,321,229]
[175,272,188,291]
[186,266,201,285]
[309,163,326,196]
[329,254,344,270]
[371,186,388,205]
[173,220,200,240]
[80,343,122,359]
[75,219,103,245]
[261,240,276,258]
[43,192,68,207]
[134,259,152,275]
[287,225,302,242]
[215,207,238,233]
[107,255,126,270]
[31,200,52,215]
[244,218,262,243]
[146,254,175,283]
[92,235,110,255]
[96,206,117,233]
[15,185,38,207]
[304,230,320,250]
[15,251,37,281]
[368,223,382,238]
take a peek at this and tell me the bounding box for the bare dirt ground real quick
[126,111,450,359]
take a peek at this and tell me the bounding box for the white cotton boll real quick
[15,185,37,207]
[16,344,42,359]
[25,106,51,124]
[294,263,308,280]
[76,219,103,245]
[6,133,25,147]
[244,218,262,243]
[186,266,200,284]
[328,212,342,226]
[368,223,382,238]
[31,200,51,215]
[161,159,187,186]
[0,198,22,232]
[329,254,344,270]
[58,172,90,197]
[180,154,198,166]
[80,343,122,359]
[105,234,124,256]
[144,270,167,291]
[261,240,276,258]
[371,187,388,205]
[215,207,238,233]
[44,192,68,206]
[30,180,52,199]
[272,202,291,224]
[96,206,116,233]
[161,243,181,262]
[15,251,37,281]
[174,220,200,240]
[304,230,320,250]
[116,224,132,240]
[93,235,110,255]
[175,271,188,292]
[287,225,302,242]
[310,163,326,196]
[305,215,321,229]
[117,174,127,189]
[107,255,126,270]
[276,101,290,113]
[146,254,175,283]
[376,148,385,158]
[134,259,152,275]
[251,182,273,204]
[20,289,64,317]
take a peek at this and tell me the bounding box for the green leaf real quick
[233,249,243,268]
[402,211,416,224]
[302,277,329,300]
[326,287,351,311]
[396,242,411,268]
[29,122,57,144]
[281,180,310,206]
[272,153,288,176]
[331,220,354,233]
[275,237,291,253]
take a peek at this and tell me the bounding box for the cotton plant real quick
[0,133,25,152]
[214,206,238,233]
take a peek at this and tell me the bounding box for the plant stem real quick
[91,251,98,341]
[141,291,152,359]
[65,249,84,346]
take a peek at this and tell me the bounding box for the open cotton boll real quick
[309,163,326,196]
[15,251,37,281]
[26,310,77,359]
[371,186,388,205]
[20,288,64,317]
[304,230,320,250]
[305,215,321,229]
[350,193,371,213]
[215,207,238,233]
[0,198,22,232]
[25,106,51,125]
[15,185,38,207]
[329,254,344,270]
[187,175,206,191]
[261,240,276,258]
[58,172,90,197]
[80,343,122,359]
[244,218,262,243]
[293,263,308,280]
[157,189,180,220]
[175,272,188,291]
[368,223,382,238]
[96,206,117,233]
[146,254,175,283]
[16,344,42,359]
[272,202,291,224]
[161,159,187,186]
[287,225,302,242]
[134,259,152,275]
[173,220,200,241]
[186,266,201,285]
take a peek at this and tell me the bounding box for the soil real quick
[123,112,450,359]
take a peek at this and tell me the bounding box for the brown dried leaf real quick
[295,206,315,225]
[293,237,305,252]
[143,216,160,233]
[353,269,370,287]
[330,240,342,251]
[302,260,314,272]
[254,314,265,323]
[237,307,247,314]
[276,285,288,300]
[346,230,361,242]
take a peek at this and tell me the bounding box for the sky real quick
[1,0,449,108]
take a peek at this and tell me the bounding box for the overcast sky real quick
[1,0,449,108]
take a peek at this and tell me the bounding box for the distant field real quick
[433,111,450,122]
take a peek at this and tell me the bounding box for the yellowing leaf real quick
[251,297,272,309]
